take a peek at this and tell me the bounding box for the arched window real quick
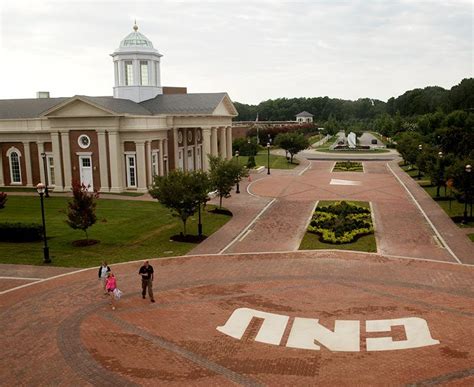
[7,147,22,184]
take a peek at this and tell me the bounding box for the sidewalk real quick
[388,161,474,265]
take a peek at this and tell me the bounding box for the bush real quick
[0,222,43,242]
[247,155,256,168]
[307,201,374,244]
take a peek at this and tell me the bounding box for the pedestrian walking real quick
[139,260,155,303]
[98,261,111,294]
[105,272,118,310]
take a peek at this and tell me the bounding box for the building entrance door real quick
[187,148,194,171]
[79,156,93,191]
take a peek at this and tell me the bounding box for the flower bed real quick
[307,201,373,244]
[333,161,363,172]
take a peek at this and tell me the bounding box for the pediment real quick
[213,95,238,117]
[42,98,116,117]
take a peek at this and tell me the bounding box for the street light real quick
[418,144,423,180]
[463,164,472,224]
[41,153,50,198]
[235,150,240,194]
[436,151,444,198]
[36,183,51,264]
[267,142,271,175]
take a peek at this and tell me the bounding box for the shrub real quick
[0,222,43,242]
[247,155,256,168]
[0,192,6,209]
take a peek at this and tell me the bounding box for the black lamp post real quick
[36,183,51,263]
[436,151,443,198]
[267,142,271,175]
[463,164,472,224]
[235,150,240,193]
[418,144,422,179]
[41,152,50,198]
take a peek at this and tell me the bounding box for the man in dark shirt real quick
[138,260,155,303]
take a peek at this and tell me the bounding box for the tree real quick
[209,156,248,208]
[66,180,99,241]
[149,170,210,236]
[0,192,6,210]
[395,132,422,166]
[274,133,310,163]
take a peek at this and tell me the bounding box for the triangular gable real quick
[213,94,238,117]
[40,96,117,117]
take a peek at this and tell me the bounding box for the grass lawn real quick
[0,196,231,267]
[298,200,377,253]
[468,234,474,242]
[400,164,474,227]
[234,151,299,169]
[308,133,323,144]
[333,161,364,172]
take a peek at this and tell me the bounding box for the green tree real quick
[209,156,248,208]
[445,157,474,201]
[0,192,7,210]
[149,170,210,236]
[274,132,310,163]
[396,132,422,166]
[66,180,99,241]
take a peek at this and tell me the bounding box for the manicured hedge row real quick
[307,201,374,244]
[0,222,43,242]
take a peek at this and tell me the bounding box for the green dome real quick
[119,24,154,48]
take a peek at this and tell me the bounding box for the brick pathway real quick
[1,251,473,385]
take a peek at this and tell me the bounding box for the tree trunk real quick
[182,219,187,236]
[84,229,89,242]
[219,194,223,209]
[290,154,294,164]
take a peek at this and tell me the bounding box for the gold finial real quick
[133,20,138,31]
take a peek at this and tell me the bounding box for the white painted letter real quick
[217,307,289,345]
[286,318,360,352]
[366,317,440,351]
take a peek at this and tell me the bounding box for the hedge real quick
[0,222,43,242]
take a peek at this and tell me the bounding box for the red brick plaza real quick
[1,159,473,385]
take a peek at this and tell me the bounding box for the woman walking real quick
[105,272,117,310]
[98,261,111,294]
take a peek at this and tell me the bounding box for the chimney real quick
[36,91,50,99]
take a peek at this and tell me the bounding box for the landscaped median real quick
[299,200,376,252]
[0,196,232,267]
[332,161,364,172]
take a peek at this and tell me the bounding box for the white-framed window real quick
[155,62,159,86]
[78,134,91,149]
[151,151,159,177]
[140,61,149,86]
[126,154,137,187]
[7,147,22,184]
[125,61,133,85]
[47,155,55,186]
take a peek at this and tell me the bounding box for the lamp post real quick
[463,164,472,224]
[36,183,51,264]
[235,150,240,194]
[267,143,271,175]
[436,151,443,198]
[41,152,50,198]
[418,144,422,179]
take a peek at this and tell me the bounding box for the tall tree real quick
[274,133,310,163]
[66,180,99,241]
[209,156,248,208]
[149,170,210,236]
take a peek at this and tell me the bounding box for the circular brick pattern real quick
[4,252,471,385]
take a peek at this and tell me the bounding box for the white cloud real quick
[0,0,471,104]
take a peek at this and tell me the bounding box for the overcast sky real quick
[0,0,472,104]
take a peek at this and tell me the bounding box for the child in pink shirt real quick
[105,272,117,310]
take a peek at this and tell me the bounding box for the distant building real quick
[296,111,314,123]
[0,23,237,193]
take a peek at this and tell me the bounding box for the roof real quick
[120,24,154,48]
[296,111,314,117]
[0,93,235,119]
[140,93,229,115]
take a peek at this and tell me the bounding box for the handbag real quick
[113,288,123,300]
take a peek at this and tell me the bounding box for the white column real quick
[226,126,233,160]
[97,131,109,192]
[211,127,218,156]
[60,131,72,190]
[135,141,147,192]
[158,139,164,176]
[146,140,152,185]
[22,142,33,187]
[108,131,123,193]
[202,128,212,171]
[50,132,64,191]
[37,142,45,185]
[173,128,179,170]
[163,139,169,174]
[219,127,227,159]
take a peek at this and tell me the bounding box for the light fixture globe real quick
[36,183,45,195]
[466,164,472,173]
